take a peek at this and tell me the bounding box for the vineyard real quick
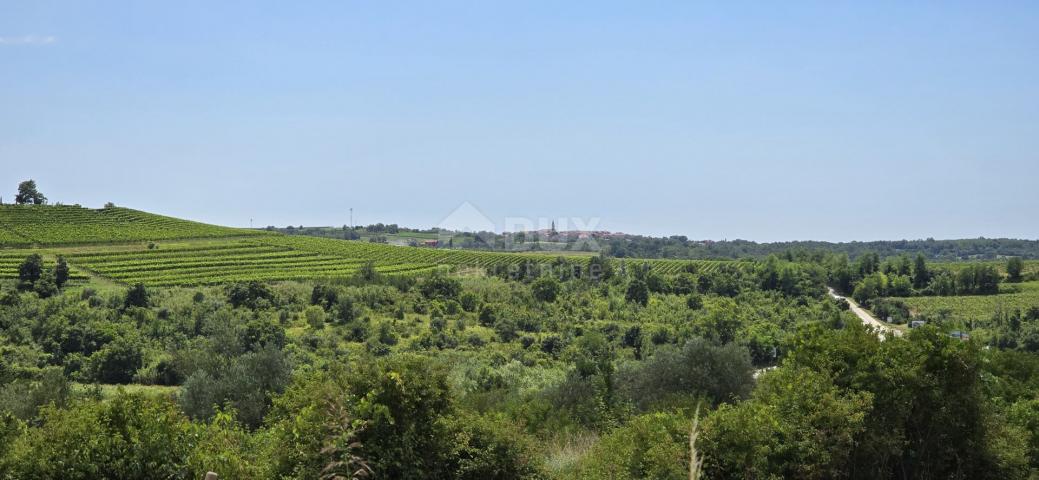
[0,205,263,246]
[59,241,437,286]
[0,205,734,286]
[42,236,731,286]
[890,280,1039,323]
[0,227,30,248]
[258,235,734,275]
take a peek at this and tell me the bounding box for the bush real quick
[2,394,192,479]
[531,277,560,303]
[124,283,150,308]
[87,336,144,384]
[420,273,461,300]
[570,412,690,480]
[446,412,545,479]
[179,346,291,429]
[618,338,754,410]
[226,281,275,309]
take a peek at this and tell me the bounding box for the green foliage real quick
[124,282,150,308]
[625,278,649,306]
[702,366,871,479]
[0,204,261,246]
[1008,257,1025,283]
[17,254,43,286]
[226,280,274,309]
[179,346,291,429]
[570,412,691,480]
[2,393,192,479]
[531,276,560,302]
[53,256,69,287]
[421,273,462,300]
[14,180,46,205]
[446,412,545,479]
[87,336,143,384]
[618,338,754,410]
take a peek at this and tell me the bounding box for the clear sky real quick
[2,1,1037,241]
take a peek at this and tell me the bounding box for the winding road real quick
[755,288,903,379]
[827,287,902,339]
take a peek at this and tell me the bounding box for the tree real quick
[226,281,275,309]
[14,179,46,205]
[1007,257,1025,283]
[619,338,754,410]
[17,254,43,284]
[355,261,380,283]
[700,367,871,479]
[89,336,144,384]
[626,278,649,306]
[33,270,58,298]
[913,253,930,289]
[531,276,560,302]
[420,273,461,300]
[53,256,69,288]
[124,283,150,308]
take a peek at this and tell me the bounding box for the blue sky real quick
[2,1,1037,241]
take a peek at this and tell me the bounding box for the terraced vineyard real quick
[259,235,733,275]
[0,205,264,246]
[0,227,30,248]
[63,241,439,286]
[0,205,736,286]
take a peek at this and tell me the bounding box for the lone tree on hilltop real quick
[15,180,47,205]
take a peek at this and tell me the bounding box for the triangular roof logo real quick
[437,202,496,233]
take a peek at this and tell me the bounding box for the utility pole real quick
[350,208,353,229]
[249,218,253,229]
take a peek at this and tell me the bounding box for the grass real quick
[543,431,600,475]
[72,383,180,400]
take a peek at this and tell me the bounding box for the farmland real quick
[62,240,440,286]
[891,280,1039,324]
[0,206,730,286]
[0,234,731,286]
[0,205,264,246]
[0,250,90,282]
[259,234,735,274]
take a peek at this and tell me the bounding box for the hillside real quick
[0,205,725,286]
[0,204,264,246]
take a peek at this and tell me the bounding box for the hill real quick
[0,204,264,246]
[0,205,725,286]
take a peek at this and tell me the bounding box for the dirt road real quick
[827,287,902,339]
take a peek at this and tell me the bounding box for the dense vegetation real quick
[2,197,1038,478]
[2,247,1039,479]
[282,220,1039,261]
[600,236,1039,261]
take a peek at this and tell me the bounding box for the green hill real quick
[0,205,726,286]
[0,205,263,246]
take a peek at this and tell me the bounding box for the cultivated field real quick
[890,280,1039,323]
[0,205,263,246]
[0,206,730,286]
